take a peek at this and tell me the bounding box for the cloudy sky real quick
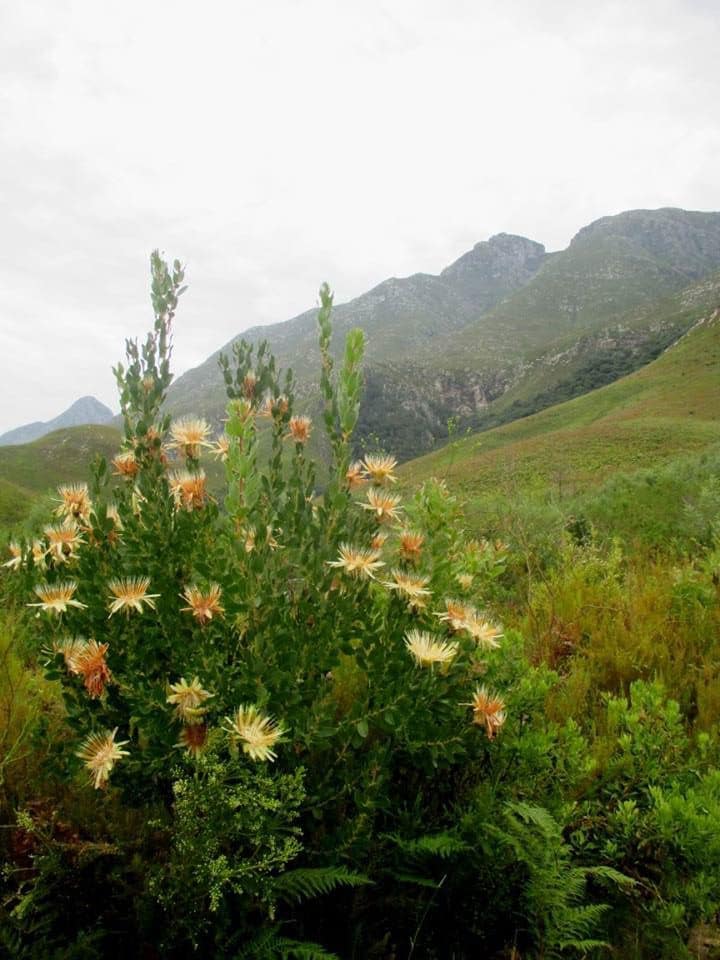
[1,0,718,434]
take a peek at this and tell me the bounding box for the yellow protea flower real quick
[286,415,312,444]
[327,544,385,580]
[76,728,129,789]
[361,454,398,485]
[167,676,214,723]
[359,488,402,524]
[399,530,424,562]
[28,581,87,614]
[466,686,506,739]
[44,518,85,563]
[168,417,212,458]
[224,705,285,762]
[462,615,503,650]
[177,723,209,758]
[211,435,230,461]
[435,598,475,632]
[112,450,139,478]
[384,570,432,610]
[345,461,368,490]
[404,629,459,668]
[169,469,207,511]
[180,584,224,624]
[107,576,159,616]
[456,573,474,591]
[54,483,92,522]
[2,542,22,570]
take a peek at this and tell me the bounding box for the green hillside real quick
[402,309,720,500]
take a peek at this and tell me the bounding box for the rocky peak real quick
[440,232,547,308]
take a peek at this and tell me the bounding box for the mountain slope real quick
[166,208,720,460]
[0,396,115,447]
[401,304,720,498]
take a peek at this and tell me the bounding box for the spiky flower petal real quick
[69,640,112,698]
[112,450,139,478]
[359,488,402,524]
[327,544,385,580]
[107,577,159,616]
[167,676,213,723]
[177,723,209,757]
[384,570,432,610]
[168,417,212,458]
[404,629,458,668]
[169,470,207,511]
[44,518,84,563]
[54,483,92,523]
[180,584,224,624]
[2,542,22,570]
[362,454,398,485]
[345,461,368,490]
[76,728,129,789]
[399,530,424,562]
[286,415,312,444]
[28,582,86,614]
[224,705,285,762]
[211,435,231,461]
[467,686,506,739]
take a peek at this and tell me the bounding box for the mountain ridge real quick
[0,396,115,447]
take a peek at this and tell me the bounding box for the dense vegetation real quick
[2,256,720,958]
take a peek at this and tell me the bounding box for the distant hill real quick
[166,208,720,459]
[0,396,114,447]
[401,302,720,499]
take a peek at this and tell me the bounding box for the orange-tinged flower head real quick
[404,629,459,668]
[112,450,139,478]
[177,723,209,758]
[224,704,285,762]
[456,573,474,591]
[167,676,213,724]
[384,570,432,610]
[3,542,22,571]
[242,371,258,399]
[54,483,92,523]
[107,576,159,617]
[360,488,402,524]
[180,584,224,625]
[462,614,503,650]
[286,415,312,444]
[44,518,85,563]
[361,454,398,486]
[467,686,506,739]
[345,461,368,490]
[76,728,129,789]
[169,469,207,511]
[435,598,475,632]
[70,640,112,698]
[28,581,86,614]
[327,544,385,580]
[399,530,424,562]
[370,531,388,551]
[168,417,212,458]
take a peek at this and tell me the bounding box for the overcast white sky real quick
[1,0,718,434]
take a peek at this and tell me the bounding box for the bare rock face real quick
[440,233,547,308]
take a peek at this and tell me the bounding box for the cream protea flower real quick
[456,573,474,591]
[462,615,503,650]
[177,723,209,758]
[399,530,424,562]
[71,640,112,698]
[54,483,92,522]
[106,504,124,530]
[242,371,258,399]
[169,469,207,511]
[243,526,257,553]
[180,584,224,624]
[31,540,46,571]
[435,598,475,632]
[211,435,231,461]
[107,576,159,616]
[168,417,212,458]
[345,461,368,490]
[370,531,388,551]
[112,450,139,478]
[327,544,385,580]
[28,581,86,614]
[466,686,506,739]
[44,518,85,563]
[286,415,312,444]
[359,488,402,524]
[54,637,88,672]
[2,542,22,570]
[224,704,285,762]
[167,676,213,723]
[404,629,459,668]
[362,454,398,485]
[384,570,432,610]
[76,728,129,789]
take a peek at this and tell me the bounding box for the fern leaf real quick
[274,867,371,903]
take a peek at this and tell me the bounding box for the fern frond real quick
[388,831,469,859]
[274,867,371,903]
